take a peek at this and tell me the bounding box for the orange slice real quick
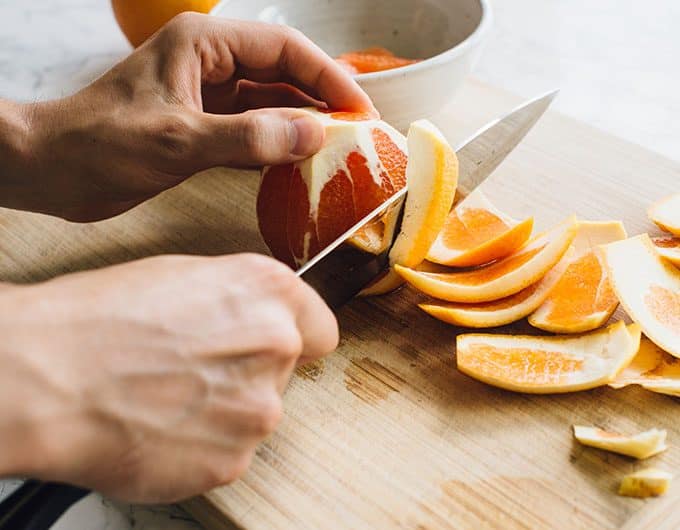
[573,425,667,459]
[652,236,680,267]
[529,221,627,333]
[426,189,534,267]
[361,120,458,295]
[395,216,578,303]
[455,321,641,393]
[649,194,680,235]
[600,234,680,358]
[610,336,680,397]
[418,247,574,328]
[619,469,672,498]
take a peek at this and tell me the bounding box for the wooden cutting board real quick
[1,79,678,530]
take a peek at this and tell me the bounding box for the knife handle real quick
[0,480,88,530]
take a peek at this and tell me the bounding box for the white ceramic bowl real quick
[211,0,491,131]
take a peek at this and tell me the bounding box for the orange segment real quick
[396,216,578,303]
[456,321,641,394]
[610,336,680,396]
[427,189,534,267]
[652,236,680,267]
[335,47,420,74]
[419,247,574,328]
[361,120,458,295]
[649,194,680,235]
[600,234,680,358]
[529,221,627,333]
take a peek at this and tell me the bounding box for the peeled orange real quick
[649,194,680,236]
[396,216,578,303]
[573,426,667,459]
[418,247,573,328]
[427,189,534,267]
[600,234,680,358]
[361,120,458,295]
[652,236,680,267]
[610,336,680,397]
[257,108,407,268]
[111,0,219,48]
[529,221,627,333]
[456,321,641,393]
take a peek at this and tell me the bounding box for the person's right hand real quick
[0,253,337,503]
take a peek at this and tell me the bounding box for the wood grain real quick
[0,79,678,530]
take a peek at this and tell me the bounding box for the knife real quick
[0,89,557,530]
[298,89,559,309]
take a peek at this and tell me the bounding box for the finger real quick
[203,80,324,115]
[293,281,339,362]
[198,16,376,113]
[195,107,325,167]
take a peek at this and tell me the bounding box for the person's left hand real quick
[9,13,375,221]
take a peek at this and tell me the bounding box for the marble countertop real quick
[0,1,677,528]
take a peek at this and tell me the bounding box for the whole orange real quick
[111,0,219,48]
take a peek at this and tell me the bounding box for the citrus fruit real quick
[257,108,407,268]
[600,234,680,358]
[361,120,458,295]
[455,321,641,394]
[649,193,680,235]
[529,220,627,333]
[111,0,219,48]
[652,236,680,267]
[610,336,680,397]
[395,216,578,303]
[418,247,574,328]
[335,47,419,75]
[573,425,667,459]
[426,188,534,267]
[619,469,672,498]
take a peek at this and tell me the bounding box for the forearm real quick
[0,99,37,212]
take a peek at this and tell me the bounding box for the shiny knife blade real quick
[297,89,559,309]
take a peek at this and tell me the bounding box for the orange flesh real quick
[463,343,583,386]
[335,47,420,74]
[258,120,407,267]
[441,208,511,251]
[539,252,616,325]
[645,285,680,334]
[595,429,623,439]
[430,246,544,285]
[325,111,374,121]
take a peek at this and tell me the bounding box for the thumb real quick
[198,108,325,167]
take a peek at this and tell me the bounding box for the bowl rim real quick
[210,0,492,81]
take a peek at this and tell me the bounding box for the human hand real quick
[5,13,375,221]
[0,253,337,502]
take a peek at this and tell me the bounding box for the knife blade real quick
[298,89,559,309]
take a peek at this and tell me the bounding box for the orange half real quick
[426,189,534,267]
[610,336,680,397]
[600,234,680,358]
[652,236,680,267]
[395,216,578,303]
[456,321,641,394]
[529,221,627,333]
[649,194,680,236]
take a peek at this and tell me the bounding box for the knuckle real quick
[282,25,306,42]
[238,113,270,160]
[166,11,201,33]
[264,318,303,359]
[249,394,284,436]
[152,114,196,159]
[209,452,253,486]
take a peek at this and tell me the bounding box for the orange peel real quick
[652,236,680,267]
[455,321,641,394]
[649,194,680,235]
[573,425,667,459]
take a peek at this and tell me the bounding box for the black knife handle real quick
[0,480,89,530]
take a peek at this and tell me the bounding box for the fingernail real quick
[291,115,324,157]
